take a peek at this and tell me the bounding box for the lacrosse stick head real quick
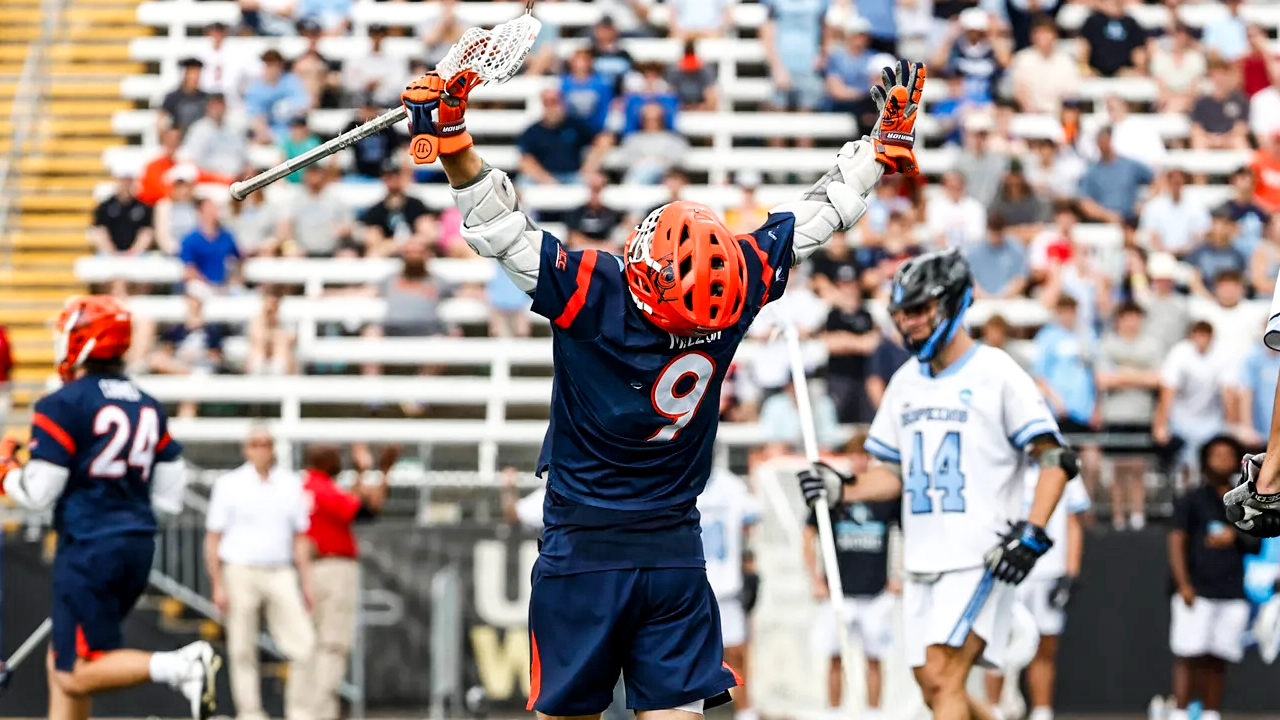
[436,11,543,87]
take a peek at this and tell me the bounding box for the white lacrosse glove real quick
[1224,452,1280,537]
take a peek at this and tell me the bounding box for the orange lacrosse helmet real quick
[624,201,747,336]
[54,295,132,382]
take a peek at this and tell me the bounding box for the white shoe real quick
[172,641,221,719]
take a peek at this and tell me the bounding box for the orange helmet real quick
[54,295,132,382]
[624,201,747,336]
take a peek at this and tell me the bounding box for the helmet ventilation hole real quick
[708,234,720,246]
[679,225,691,246]
[679,256,692,277]
[711,257,724,270]
[709,305,719,319]
[683,290,695,311]
[710,282,724,297]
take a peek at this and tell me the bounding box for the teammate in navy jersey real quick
[399,61,925,720]
[0,295,220,720]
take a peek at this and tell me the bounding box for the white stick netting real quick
[436,12,543,86]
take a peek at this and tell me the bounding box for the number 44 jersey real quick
[531,217,794,575]
[866,344,1061,575]
[30,373,182,540]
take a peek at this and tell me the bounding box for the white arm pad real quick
[3,459,69,512]
[772,139,884,264]
[151,459,188,515]
[451,166,544,293]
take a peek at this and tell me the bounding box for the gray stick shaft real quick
[229,106,407,200]
[6,617,51,670]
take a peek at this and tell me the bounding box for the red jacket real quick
[0,326,12,383]
[304,469,362,558]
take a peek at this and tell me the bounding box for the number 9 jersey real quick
[29,373,182,539]
[865,344,1061,575]
[530,215,794,574]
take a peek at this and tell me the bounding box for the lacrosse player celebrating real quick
[803,249,1076,720]
[399,61,923,720]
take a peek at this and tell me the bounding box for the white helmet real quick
[1004,601,1039,671]
[1254,597,1280,664]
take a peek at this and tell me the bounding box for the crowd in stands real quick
[91,0,1280,524]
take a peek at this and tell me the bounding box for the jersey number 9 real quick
[648,352,716,442]
[90,405,160,482]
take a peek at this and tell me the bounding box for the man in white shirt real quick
[341,24,410,109]
[1137,169,1211,256]
[925,171,987,248]
[1010,17,1079,115]
[204,424,316,720]
[198,22,260,108]
[1154,322,1235,476]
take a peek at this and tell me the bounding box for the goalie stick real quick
[229,0,541,200]
[782,322,861,706]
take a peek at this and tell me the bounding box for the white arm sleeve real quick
[770,139,885,265]
[151,459,188,515]
[451,165,544,293]
[3,460,69,512]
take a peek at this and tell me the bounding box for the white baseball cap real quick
[844,14,871,35]
[959,7,990,31]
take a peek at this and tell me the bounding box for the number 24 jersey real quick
[866,344,1060,575]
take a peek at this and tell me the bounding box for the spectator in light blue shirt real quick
[855,0,896,52]
[243,49,311,140]
[1238,342,1280,445]
[759,376,842,453]
[1201,0,1249,62]
[825,16,875,121]
[1032,295,1098,430]
[965,213,1029,298]
[561,48,613,133]
[762,0,830,111]
[295,0,350,34]
[1077,127,1153,224]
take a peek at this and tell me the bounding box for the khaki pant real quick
[291,557,360,720]
[224,564,316,720]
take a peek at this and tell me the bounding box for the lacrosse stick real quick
[229,1,542,200]
[0,617,52,692]
[782,322,860,703]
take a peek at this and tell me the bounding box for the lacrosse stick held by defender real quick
[229,1,542,200]
[782,323,862,703]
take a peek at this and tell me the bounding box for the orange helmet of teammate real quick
[624,201,747,336]
[53,295,132,382]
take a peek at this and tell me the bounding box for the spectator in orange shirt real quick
[1250,129,1280,212]
[296,443,399,720]
[136,128,235,206]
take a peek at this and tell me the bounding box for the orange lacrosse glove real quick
[400,70,482,165]
[0,437,21,494]
[869,60,926,177]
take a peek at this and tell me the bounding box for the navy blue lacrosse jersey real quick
[30,373,182,540]
[529,212,797,575]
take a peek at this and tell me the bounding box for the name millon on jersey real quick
[900,406,968,427]
[669,331,722,350]
[98,379,141,402]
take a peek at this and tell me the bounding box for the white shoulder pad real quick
[451,167,543,293]
[151,459,188,515]
[770,139,882,264]
[3,459,69,512]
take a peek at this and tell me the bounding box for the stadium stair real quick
[0,0,148,407]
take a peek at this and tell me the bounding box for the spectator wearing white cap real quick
[1138,169,1211,257]
[1139,252,1191,356]
[1022,130,1086,201]
[935,7,1010,104]
[1010,17,1078,115]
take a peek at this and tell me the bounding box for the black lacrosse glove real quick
[985,521,1053,585]
[741,572,760,613]
[1049,575,1076,610]
[797,461,855,509]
